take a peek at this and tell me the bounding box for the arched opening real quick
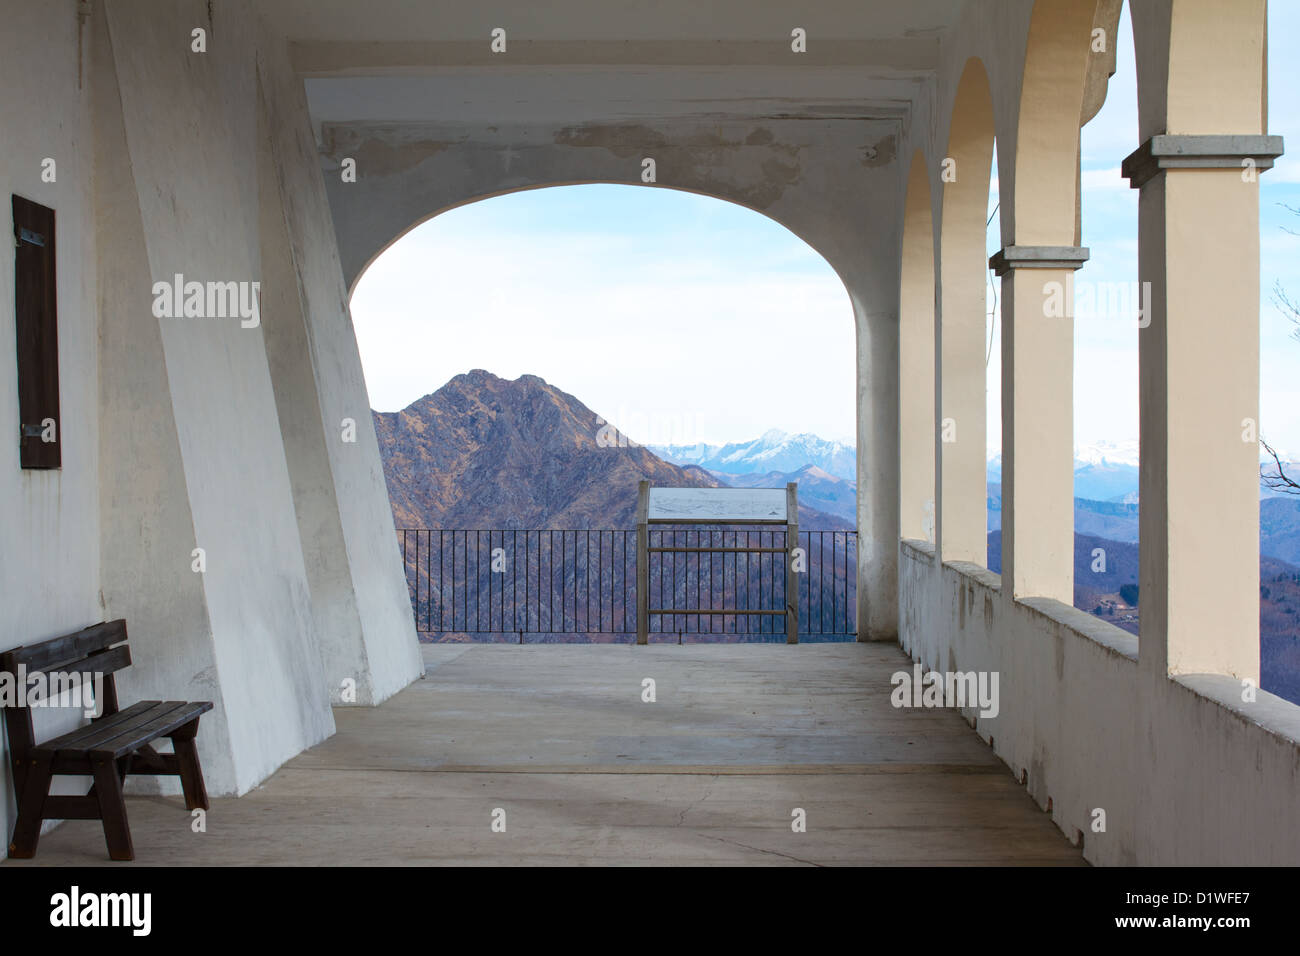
[985,141,1003,570]
[991,0,1097,605]
[1074,3,1142,636]
[349,183,860,643]
[1257,0,1300,703]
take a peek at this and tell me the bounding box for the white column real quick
[990,246,1089,603]
[1123,135,1281,679]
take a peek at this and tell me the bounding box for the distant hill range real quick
[370,369,1297,701]
[655,435,1153,500]
[372,370,850,531]
[988,483,1300,566]
[675,432,1296,506]
[704,458,1300,553]
[990,438,1300,504]
[650,431,856,482]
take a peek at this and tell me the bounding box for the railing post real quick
[786,482,799,645]
[636,480,649,646]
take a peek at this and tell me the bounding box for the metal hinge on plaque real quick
[16,227,45,247]
[20,423,45,439]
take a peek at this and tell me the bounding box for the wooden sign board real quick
[646,486,788,523]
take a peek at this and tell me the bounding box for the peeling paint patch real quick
[320,124,461,175]
[861,134,896,168]
[346,138,451,176]
[553,123,669,158]
[551,122,804,209]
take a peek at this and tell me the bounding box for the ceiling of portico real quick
[259,0,965,143]
[259,0,960,46]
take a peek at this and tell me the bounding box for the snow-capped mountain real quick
[987,442,1141,501]
[709,464,858,524]
[658,428,1292,503]
[990,438,1295,501]
[649,429,857,481]
[1074,439,1140,468]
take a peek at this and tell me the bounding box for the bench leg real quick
[8,755,53,859]
[85,754,131,802]
[171,720,209,812]
[92,758,134,862]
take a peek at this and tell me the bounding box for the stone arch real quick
[326,121,907,641]
[346,179,861,309]
[935,56,996,567]
[355,176,891,625]
[1009,0,1101,246]
[348,178,907,640]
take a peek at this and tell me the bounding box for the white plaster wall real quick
[2,0,432,860]
[256,33,424,704]
[901,539,1300,865]
[91,0,234,796]
[256,78,365,707]
[97,0,336,794]
[0,0,104,859]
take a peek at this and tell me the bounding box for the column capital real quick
[988,245,1090,277]
[1122,134,1284,189]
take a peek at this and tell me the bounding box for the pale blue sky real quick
[352,185,857,445]
[352,3,1300,455]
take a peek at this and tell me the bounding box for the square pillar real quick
[1123,135,1282,679]
[935,247,988,567]
[990,246,1089,603]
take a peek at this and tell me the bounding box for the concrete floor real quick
[7,643,1085,866]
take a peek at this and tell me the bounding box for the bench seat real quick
[2,620,213,861]
[35,700,213,765]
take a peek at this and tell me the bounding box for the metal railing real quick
[398,528,857,641]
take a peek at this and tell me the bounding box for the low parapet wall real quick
[899,538,1300,866]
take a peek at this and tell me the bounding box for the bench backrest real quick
[0,619,131,768]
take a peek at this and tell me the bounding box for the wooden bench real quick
[1,620,212,861]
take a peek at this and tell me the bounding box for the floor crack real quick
[702,833,824,867]
[676,779,714,826]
